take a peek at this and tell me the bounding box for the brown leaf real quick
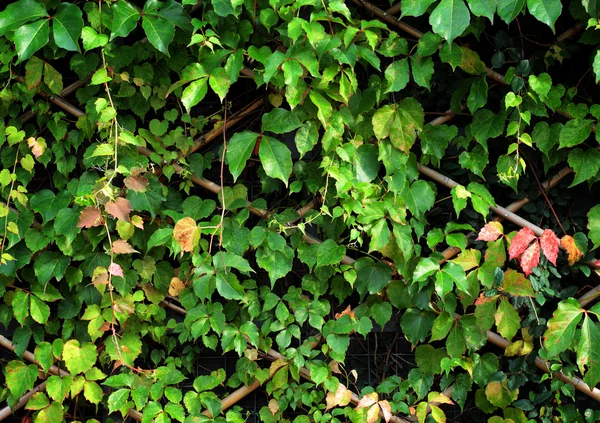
[560,235,583,266]
[112,239,138,254]
[540,229,559,266]
[329,360,342,374]
[476,221,504,242]
[108,263,124,277]
[325,383,352,410]
[77,206,103,228]
[520,239,540,276]
[173,217,199,252]
[168,277,185,297]
[124,175,149,192]
[508,227,536,260]
[92,266,109,285]
[105,197,132,221]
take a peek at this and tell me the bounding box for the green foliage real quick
[1,0,600,422]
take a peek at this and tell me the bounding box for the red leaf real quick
[508,228,536,260]
[108,263,124,277]
[124,175,149,192]
[540,229,559,266]
[476,221,504,241]
[77,207,103,228]
[560,235,583,266]
[105,197,132,221]
[520,239,540,276]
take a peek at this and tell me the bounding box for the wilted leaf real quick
[173,217,199,252]
[520,239,540,276]
[540,229,559,266]
[105,198,132,221]
[477,221,504,241]
[560,235,583,266]
[112,239,138,254]
[508,227,536,260]
[77,207,103,228]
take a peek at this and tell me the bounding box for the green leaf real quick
[415,345,446,374]
[30,295,50,324]
[63,340,97,374]
[421,124,457,160]
[355,257,392,296]
[401,309,435,344]
[84,381,104,404]
[226,131,258,182]
[431,311,454,341]
[354,144,380,182]
[34,251,70,284]
[14,19,50,64]
[30,190,70,224]
[127,177,166,219]
[467,77,488,113]
[256,246,293,286]
[494,297,520,341]
[403,180,435,219]
[215,271,245,300]
[446,324,466,358]
[485,381,518,407]
[417,32,442,56]
[26,392,50,410]
[384,59,410,93]
[497,0,525,24]
[106,332,142,367]
[110,0,140,40]
[81,26,108,51]
[429,0,470,45]
[567,148,600,187]
[588,205,600,250]
[401,0,436,17]
[34,342,53,374]
[52,3,83,52]
[470,109,506,148]
[413,257,440,283]
[91,68,112,85]
[526,0,561,31]
[544,298,584,357]
[261,108,304,134]
[559,119,593,148]
[181,77,208,114]
[502,269,534,297]
[212,0,236,17]
[12,290,30,325]
[259,135,292,186]
[209,67,231,102]
[577,314,600,388]
[309,91,333,127]
[142,15,174,55]
[4,361,39,398]
[410,55,434,89]
[317,239,346,267]
[594,51,600,84]
[0,0,47,36]
[466,0,495,22]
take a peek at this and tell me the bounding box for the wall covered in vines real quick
[2,0,600,422]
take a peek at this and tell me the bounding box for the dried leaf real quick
[379,400,392,423]
[268,399,279,415]
[112,239,138,254]
[124,175,149,192]
[476,221,504,242]
[357,392,378,409]
[326,383,352,410]
[329,360,342,374]
[508,227,536,260]
[105,197,132,221]
[77,207,103,228]
[540,229,559,266]
[108,263,124,277]
[520,239,540,276]
[173,217,199,252]
[561,235,583,266]
[27,137,46,158]
[168,277,185,297]
[334,305,356,320]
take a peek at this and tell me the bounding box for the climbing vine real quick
[2,0,600,422]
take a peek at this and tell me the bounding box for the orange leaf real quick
[124,175,149,192]
[540,229,559,266]
[560,235,583,266]
[105,197,132,221]
[334,305,356,320]
[325,383,352,410]
[476,221,503,242]
[77,206,103,228]
[173,217,199,252]
[112,239,138,254]
[508,227,536,260]
[520,239,540,276]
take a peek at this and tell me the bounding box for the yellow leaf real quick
[173,217,199,252]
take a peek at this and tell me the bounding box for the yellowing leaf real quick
[173,217,199,252]
[168,277,185,297]
[357,392,378,408]
[112,239,138,254]
[27,136,46,158]
[560,235,583,266]
[326,383,353,410]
